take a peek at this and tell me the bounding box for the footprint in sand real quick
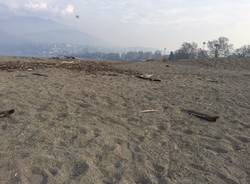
[183,129,193,135]
[153,163,169,184]
[236,136,250,143]
[135,175,152,184]
[71,161,89,179]
[31,167,48,184]
[94,128,101,137]
[79,127,88,134]
[204,146,228,154]
[215,171,239,184]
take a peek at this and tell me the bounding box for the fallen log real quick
[0,109,15,118]
[181,109,219,122]
[136,74,161,82]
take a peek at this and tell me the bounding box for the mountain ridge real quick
[0,15,105,45]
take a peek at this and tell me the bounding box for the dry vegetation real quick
[0,57,249,184]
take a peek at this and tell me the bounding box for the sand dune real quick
[0,57,249,184]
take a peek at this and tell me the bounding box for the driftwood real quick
[16,75,28,78]
[181,109,219,122]
[62,61,75,64]
[63,56,76,60]
[32,73,48,77]
[141,110,158,113]
[136,74,161,82]
[207,79,219,83]
[0,109,15,118]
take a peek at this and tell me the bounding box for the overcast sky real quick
[1,0,250,50]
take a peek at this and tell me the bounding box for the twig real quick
[0,109,15,118]
[181,109,219,122]
[32,73,48,77]
[136,74,161,82]
[141,110,158,113]
[15,75,28,78]
[62,61,75,64]
[207,79,219,83]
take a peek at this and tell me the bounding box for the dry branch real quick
[32,73,48,77]
[0,109,15,118]
[181,109,219,122]
[136,74,161,82]
[141,110,158,113]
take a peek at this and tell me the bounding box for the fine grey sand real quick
[0,57,249,184]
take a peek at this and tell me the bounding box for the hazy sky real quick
[1,0,250,50]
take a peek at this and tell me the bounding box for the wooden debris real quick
[62,61,75,64]
[32,73,48,77]
[136,74,161,82]
[0,109,15,118]
[207,79,219,83]
[16,75,28,78]
[144,74,154,78]
[64,56,76,60]
[181,109,219,122]
[0,60,136,76]
[106,73,118,77]
[141,110,158,113]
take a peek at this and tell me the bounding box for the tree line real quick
[75,36,250,61]
[169,37,250,60]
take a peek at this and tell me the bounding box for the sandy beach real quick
[0,57,249,184]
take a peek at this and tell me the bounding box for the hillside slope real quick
[0,15,105,56]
